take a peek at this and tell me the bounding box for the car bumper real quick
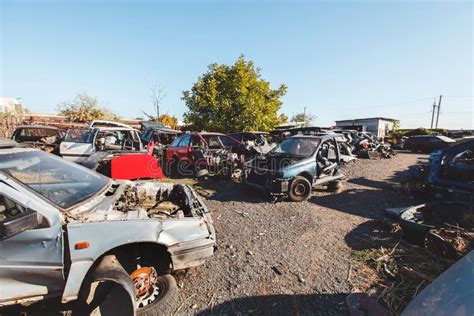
[168,238,216,270]
[244,176,289,195]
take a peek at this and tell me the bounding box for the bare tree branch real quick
[147,83,166,120]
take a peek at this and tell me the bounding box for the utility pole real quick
[435,95,442,128]
[430,99,437,129]
[303,106,307,127]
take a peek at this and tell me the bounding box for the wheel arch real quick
[297,171,313,185]
[86,241,172,279]
[63,242,172,304]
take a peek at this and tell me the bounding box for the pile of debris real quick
[350,221,457,314]
[393,201,473,259]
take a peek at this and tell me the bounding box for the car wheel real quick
[73,255,136,316]
[131,271,178,316]
[288,176,312,202]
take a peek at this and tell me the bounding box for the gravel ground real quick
[172,152,428,315]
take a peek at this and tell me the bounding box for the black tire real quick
[327,180,343,192]
[288,176,312,202]
[136,274,178,316]
[73,255,136,316]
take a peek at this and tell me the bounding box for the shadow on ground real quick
[344,219,402,251]
[197,178,273,203]
[197,293,349,316]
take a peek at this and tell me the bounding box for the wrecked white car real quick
[60,126,143,163]
[0,143,216,315]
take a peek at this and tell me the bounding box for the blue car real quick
[427,139,474,196]
[243,134,344,201]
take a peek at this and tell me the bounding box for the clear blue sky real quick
[1,0,472,129]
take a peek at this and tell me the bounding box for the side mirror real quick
[0,210,40,239]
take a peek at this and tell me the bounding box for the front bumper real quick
[244,170,289,195]
[168,238,216,270]
[167,187,217,271]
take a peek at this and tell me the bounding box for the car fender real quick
[61,218,211,302]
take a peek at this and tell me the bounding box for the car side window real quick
[178,135,191,147]
[170,137,182,147]
[0,194,49,239]
[220,136,238,147]
[231,133,243,142]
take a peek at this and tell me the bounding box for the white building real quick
[0,97,22,113]
[335,117,397,138]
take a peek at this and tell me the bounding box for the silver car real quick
[0,141,216,315]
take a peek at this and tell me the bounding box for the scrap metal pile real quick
[390,140,474,268]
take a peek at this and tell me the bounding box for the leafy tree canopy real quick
[57,93,116,123]
[182,55,287,132]
[159,114,178,129]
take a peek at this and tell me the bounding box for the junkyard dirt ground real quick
[173,152,428,315]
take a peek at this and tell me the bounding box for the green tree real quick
[182,55,287,132]
[278,113,289,124]
[159,114,179,129]
[57,93,116,123]
[291,111,317,127]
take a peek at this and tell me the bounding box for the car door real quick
[60,128,96,162]
[176,135,192,161]
[316,138,340,177]
[0,180,64,305]
[167,136,182,161]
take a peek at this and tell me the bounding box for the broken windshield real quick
[64,128,95,143]
[270,137,321,158]
[0,150,110,209]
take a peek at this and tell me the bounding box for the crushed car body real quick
[60,126,143,163]
[167,132,242,178]
[0,144,216,314]
[11,125,65,155]
[59,126,166,180]
[403,140,474,200]
[243,134,344,201]
[228,131,276,157]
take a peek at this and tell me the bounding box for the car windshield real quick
[0,150,110,209]
[64,128,95,143]
[270,137,321,157]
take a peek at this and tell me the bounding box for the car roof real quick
[88,120,134,129]
[151,127,181,134]
[186,131,225,136]
[289,133,337,140]
[231,131,269,135]
[97,126,139,132]
[67,126,138,132]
